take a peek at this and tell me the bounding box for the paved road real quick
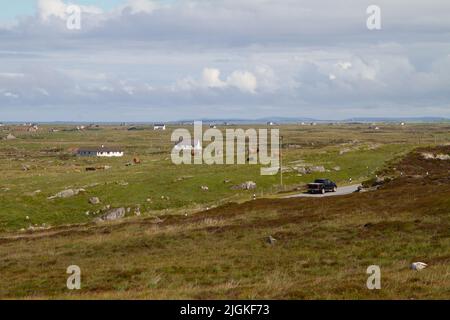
[283,184,361,199]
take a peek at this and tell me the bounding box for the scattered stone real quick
[146,198,152,202]
[436,154,450,160]
[421,152,435,159]
[99,207,126,221]
[134,206,141,216]
[411,262,428,271]
[175,175,194,182]
[223,179,231,183]
[421,152,450,160]
[266,235,277,245]
[25,189,41,196]
[89,197,100,204]
[27,223,51,232]
[307,166,326,173]
[333,166,341,171]
[231,181,257,190]
[127,207,131,213]
[295,167,308,174]
[339,148,351,155]
[151,216,164,224]
[22,164,31,171]
[5,133,17,140]
[48,188,85,200]
[200,185,209,191]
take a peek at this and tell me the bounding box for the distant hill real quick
[344,117,450,123]
[2,116,449,125]
[174,116,450,124]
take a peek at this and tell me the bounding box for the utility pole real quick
[280,135,283,188]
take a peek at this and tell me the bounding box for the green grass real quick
[1,124,449,232]
[0,166,449,299]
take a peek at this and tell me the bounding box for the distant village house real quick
[153,123,166,130]
[13,124,39,132]
[77,145,124,157]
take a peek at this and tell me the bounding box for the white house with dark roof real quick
[153,123,166,130]
[77,145,124,157]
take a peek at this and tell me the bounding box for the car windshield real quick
[314,179,326,183]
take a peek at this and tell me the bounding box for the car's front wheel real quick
[321,188,326,194]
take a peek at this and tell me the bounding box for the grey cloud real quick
[0,0,449,120]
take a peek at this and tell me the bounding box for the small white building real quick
[78,146,124,157]
[153,123,166,130]
[173,139,202,151]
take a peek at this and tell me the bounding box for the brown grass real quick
[0,146,449,299]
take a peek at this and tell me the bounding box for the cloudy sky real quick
[0,0,449,121]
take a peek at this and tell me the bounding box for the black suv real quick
[307,179,337,194]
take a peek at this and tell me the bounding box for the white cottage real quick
[153,123,166,130]
[78,146,124,157]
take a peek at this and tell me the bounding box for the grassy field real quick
[0,123,449,299]
[1,123,448,232]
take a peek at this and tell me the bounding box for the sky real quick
[0,0,449,121]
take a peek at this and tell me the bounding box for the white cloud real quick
[227,70,258,93]
[38,0,67,20]
[178,68,258,93]
[37,0,102,21]
[201,68,226,88]
[4,92,19,99]
[337,62,352,70]
[126,0,159,14]
[35,88,50,96]
[0,1,450,120]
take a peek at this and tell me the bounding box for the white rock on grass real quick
[89,197,100,204]
[411,262,428,271]
[266,235,277,245]
[97,207,126,222]
[47,188,85,200]
[231,181,257,190]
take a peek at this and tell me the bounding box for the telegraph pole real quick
[280,135,283,188]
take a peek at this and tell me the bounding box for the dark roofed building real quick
[77,145,124,157]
